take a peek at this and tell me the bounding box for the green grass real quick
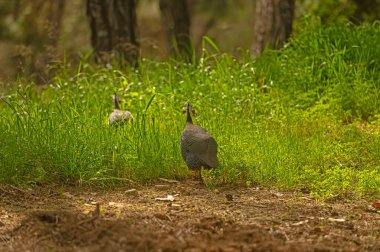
[1,17,380,199]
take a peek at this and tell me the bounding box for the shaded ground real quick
[0,180,379,251]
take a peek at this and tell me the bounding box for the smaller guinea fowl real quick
[109,93,133,126]
[180,103,218,180]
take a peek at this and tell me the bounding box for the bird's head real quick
[112,93,122,109]
[182,103,196,116]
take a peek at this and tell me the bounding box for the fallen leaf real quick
[62,192,74,198]
[252,204,267,208]
[271,191,283,197]
[154,213,171,221]
[328,218,345,223]
[158,178,179,184]
[271,230,288,241]
[155,185,170,190]
[125,189,138,195]
[171,203,182,209]
[108,202,123,208]
[291,220,308,226]
[371,201,380,210]
[155,195,175,202]
[92,203,101,217]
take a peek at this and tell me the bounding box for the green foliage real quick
[256,17,380,121]
[298,0,380,24]
[1,20,380,199]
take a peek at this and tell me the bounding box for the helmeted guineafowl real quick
[109,93,133,126]
[180,103,218,179]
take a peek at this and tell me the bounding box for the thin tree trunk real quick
[251,0,295,58]
[48,0,65,48]
[87,0,139,64]
[159,0,192,60]
[350,0,379,24]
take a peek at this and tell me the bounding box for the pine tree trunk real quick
[87,0,139,64]
[251,0,295,58]
[350,0,379,24]
[48,0,65,48]
[159,0,192,60]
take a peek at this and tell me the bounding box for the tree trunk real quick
[159,0,192,60]
[350,0,380,24]
[87,0,139,64]
[48,0,65,48]
[251,0,295,58]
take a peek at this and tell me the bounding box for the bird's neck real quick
[186,110,193,124]
[114,97,120,109]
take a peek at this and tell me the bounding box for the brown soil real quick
[0,180,379,252]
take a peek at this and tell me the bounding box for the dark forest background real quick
[0,0,379,82]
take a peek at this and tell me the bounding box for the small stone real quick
[225,194,233,201]
[272,230,288,241]
[125,189,138,196]
[171,203,182,210]
[155,185,170,190]
[62,192,74,198]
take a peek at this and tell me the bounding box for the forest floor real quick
[0,180,379,252]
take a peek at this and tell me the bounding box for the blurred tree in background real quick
[251,0,295,58]
[87,0,139,65]
[0,0,379,83]
[159,0,192,61]
[0,0,88,82]
[351,0,380,24]
[0,0,67,81]
[297,0,380,24]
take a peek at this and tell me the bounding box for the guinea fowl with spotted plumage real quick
[180,103,218,180]
[109,94,133,126]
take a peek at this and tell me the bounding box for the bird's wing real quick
[197,136,218,168]
[109,111,120,124]
[109,110,132,125]
[183,126,219,168]
[121,111,132,119]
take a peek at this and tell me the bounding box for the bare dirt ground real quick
[0,180,379,252]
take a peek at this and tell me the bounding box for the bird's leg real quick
[189,170,199,181]
[199,169,205,184]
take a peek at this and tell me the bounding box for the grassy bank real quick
[1,18,379,199]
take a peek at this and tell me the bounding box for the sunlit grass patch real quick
[1,19,380,199]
